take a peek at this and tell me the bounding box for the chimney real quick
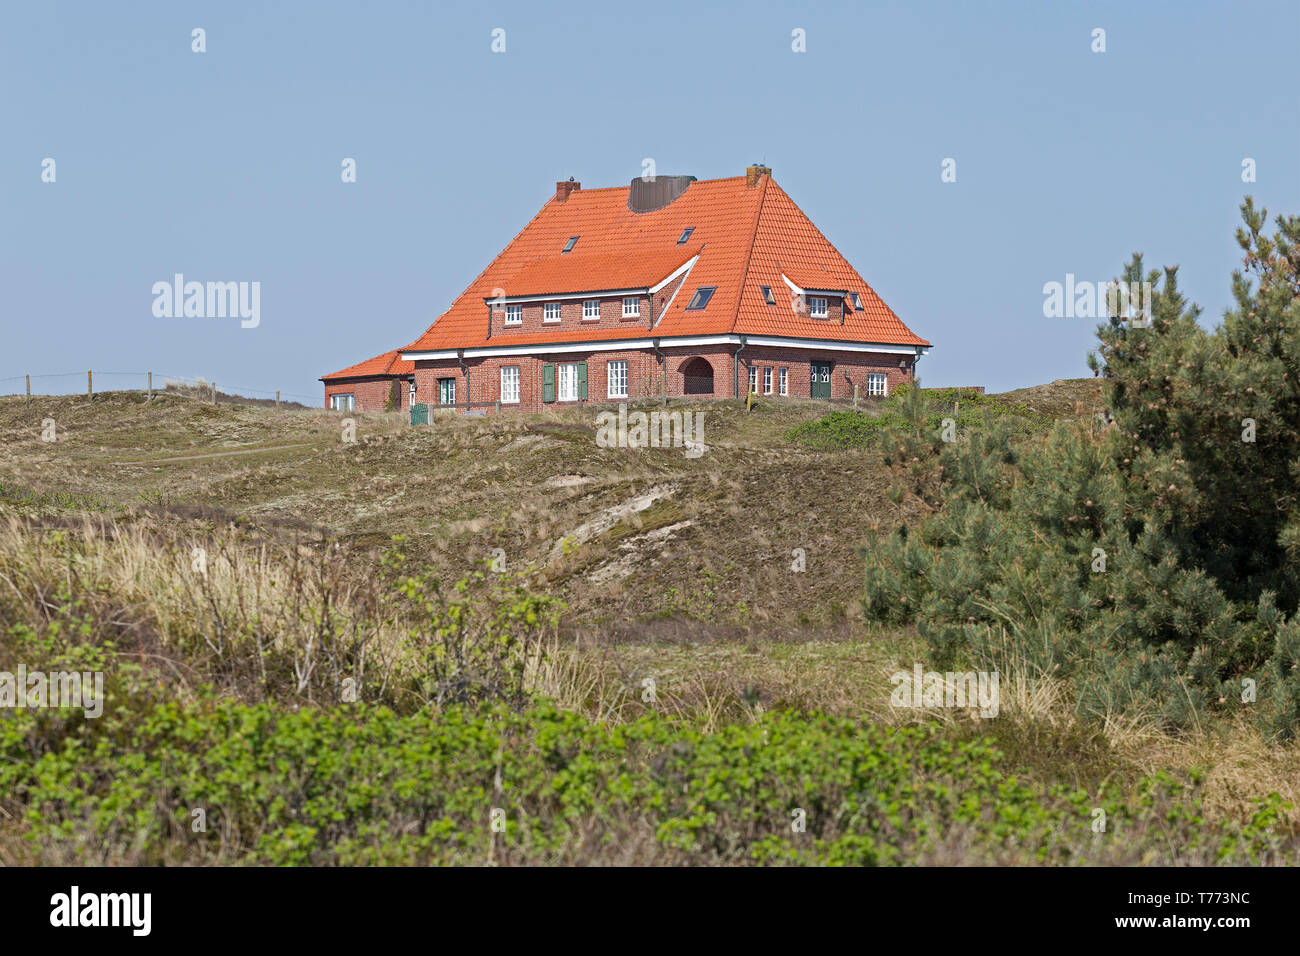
[555,177,580,202]
[746,164,771,187]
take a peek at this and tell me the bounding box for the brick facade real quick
[323,376,409,413]
[398,345,916,414]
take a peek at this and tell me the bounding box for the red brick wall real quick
[322,377,408,413]
[736,346,915,400]
[408,345,918,413]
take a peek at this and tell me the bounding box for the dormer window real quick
[809,296,828,318]
[505,304,522,325]
[760,285,776,305]
[544,302,562,322]
[677,227,695,245]
[622,297,640,318]
[685,286,716,311]
[562,236,579,254]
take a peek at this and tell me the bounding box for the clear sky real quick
[3,0,1297,401]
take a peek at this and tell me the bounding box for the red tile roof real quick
[321,348,414,381]
[400,173,929,353]
[495,246,701,298]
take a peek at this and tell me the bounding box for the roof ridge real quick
[730,174,771,334]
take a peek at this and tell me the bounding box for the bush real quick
[3,695,1292,865]
[863,200,1300,736]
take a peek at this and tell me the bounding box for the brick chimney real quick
[746,164,771,187]
[555,177,580,202]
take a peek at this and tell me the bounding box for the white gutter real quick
[401,334,930,362]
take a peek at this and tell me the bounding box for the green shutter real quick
[577,362,588,401]
[542,363,556,403]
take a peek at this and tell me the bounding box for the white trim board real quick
[400,335,929,362]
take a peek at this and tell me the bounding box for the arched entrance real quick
[681,357,714,395]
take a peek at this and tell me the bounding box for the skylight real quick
[677,227,695,245]
[562,236,579,254]
[850,291,862,309]
[685,286,716,311]
[760,285,776,305]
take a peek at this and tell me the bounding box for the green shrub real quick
[864,201,1300,736]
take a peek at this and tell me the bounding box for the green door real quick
[811,361,832,399]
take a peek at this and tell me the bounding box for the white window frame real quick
[500,365,520,404]
[779,368,788,396]
[748,366,757,394]
[505,304,523,325]
[763,367,773,395]
[809,296,828,318]
[557,363,579,402]
[330,393,354,411]
[583,299,601,321]
[544,302,562,323]
[867,372,887,397]
[439,378,456,406]
[622,297,641,318]
[607,360,628,399]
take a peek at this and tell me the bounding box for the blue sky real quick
[3,0,1297,401]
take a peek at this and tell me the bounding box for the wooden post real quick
[853,383,859,411]
[87,370,92,399]
[212,382,217,404]
[147,371,152,402]
[275,390,280,410]
[25,375,30,403]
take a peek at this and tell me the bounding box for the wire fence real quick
[0,371,324,408]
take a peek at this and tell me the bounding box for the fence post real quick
[275,390,280,410]
[147,371,152,402]
[25,374,30,403]
[87,370,92,399]
[853,384,859,411]
[212,382,217,405]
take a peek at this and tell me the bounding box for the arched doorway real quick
[681,357,714,395]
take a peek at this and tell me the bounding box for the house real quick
[321,166,931,414]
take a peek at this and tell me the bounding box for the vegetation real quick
[863,200,1300,737]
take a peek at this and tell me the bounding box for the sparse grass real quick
[2,379,1294,866]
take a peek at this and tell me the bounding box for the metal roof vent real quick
[628,175,696,213]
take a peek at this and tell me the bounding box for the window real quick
[500,366,520,404]
[562,235,579,254]
[850,292,862,309]
[544,302,562,323]
[810,296,828,318]
[408,380,416,404]
[761,285,776,305]
[779,368,788,396]
[505,304,522,325]
[622,297,640,318]
[438,378,456,406]
[583,299,601,320]
[677,227,695,245]
[867,372,887,397]
[607,360,628,399]
[558,363,580,401]
[685,286,716,311]
[748,366,757,395]
[330,393,354,411]
[763,368,773,395]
